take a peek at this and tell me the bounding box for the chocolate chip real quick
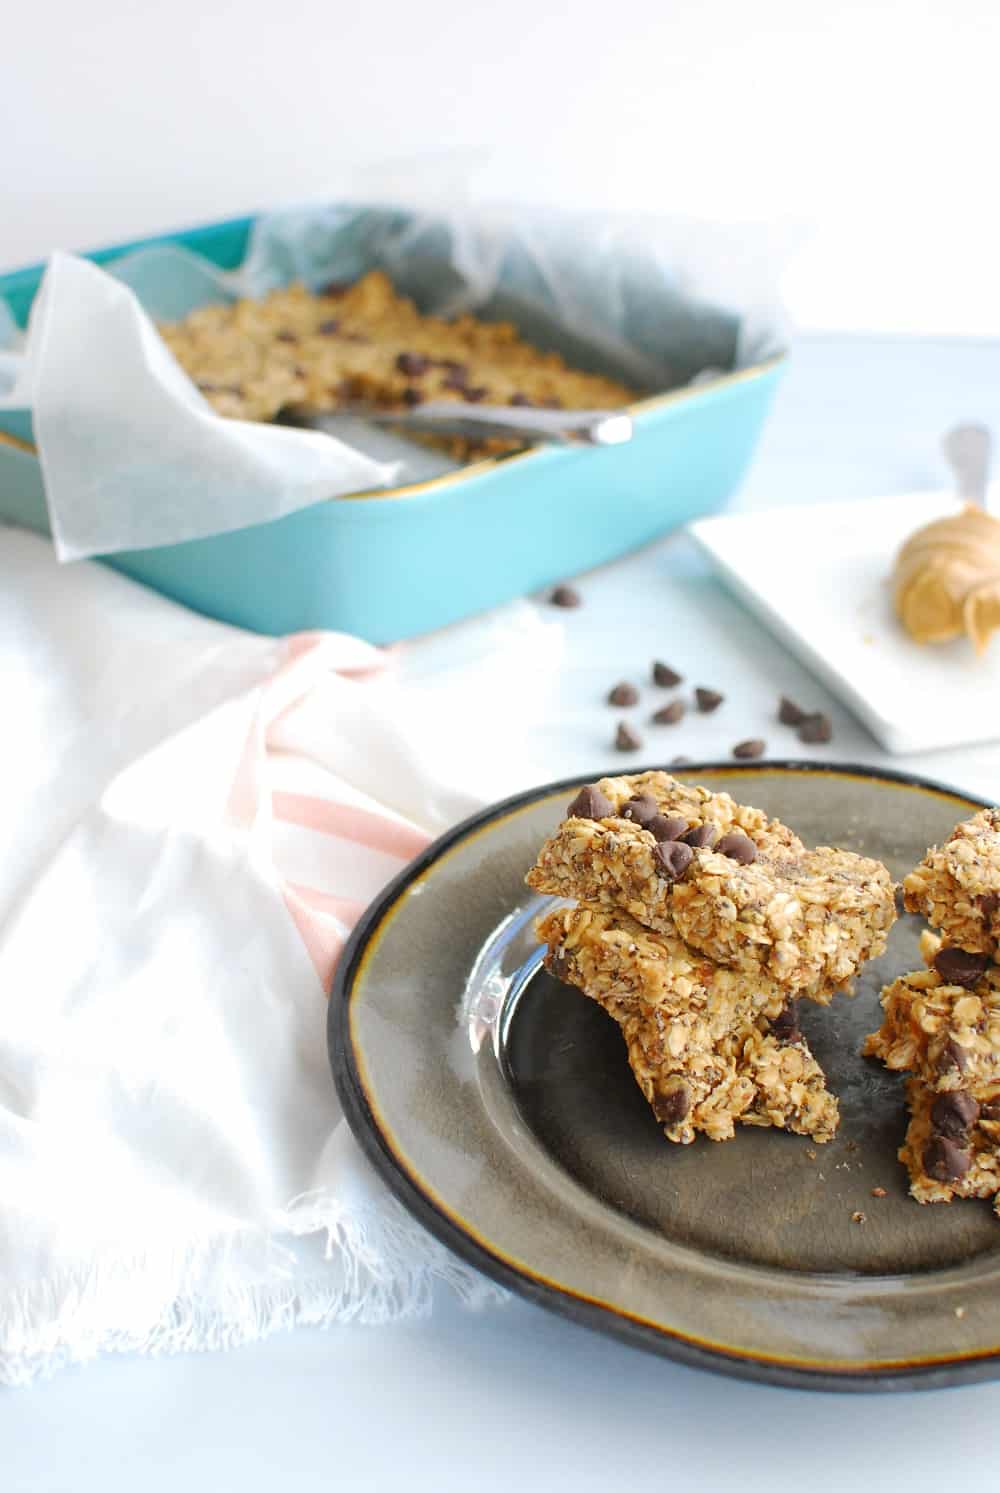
[981,893,1000,920]
[933,947,991,988]
[778,696,806,726]
[402,387,423,406]
[509,393,534,406]
[320,281,351,297]
[396,352,430,377]
[715,830,757,864]
[647,815,689,842]
[980,1098,1000,1122]
[695,688,724,713]
[567,785,613,821]
[442,373,468,392]
[732,739,766,760]
[620,795,658,825]
[438,359,468,378]
[276,329,299,344]
[652,700,685,725]
[550,585,581,608]
[653,839,693,881]
[771,1001,802,1044]
[682,823,718,849]
[547,949,573,983]
[608,682,640,707]
[940,1038,969,1074]
[615,722,642,752]
[653,1083,690,1126]
[931,1091,980,1139]
[462,386,488,403]
[653,661,683,688]
[923,1136,972,1183]
[798,713,832,744]
[318,318,340,335]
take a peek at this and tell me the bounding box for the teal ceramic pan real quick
[0,212,785,644]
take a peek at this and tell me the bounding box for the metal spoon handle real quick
[279,401,633,448]
[944,423,991,504]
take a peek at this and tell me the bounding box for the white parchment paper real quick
[0,201,787,562]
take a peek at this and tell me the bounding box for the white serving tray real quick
[689,488,1000,754]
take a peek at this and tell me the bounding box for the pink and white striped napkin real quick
[0,528,561,1386]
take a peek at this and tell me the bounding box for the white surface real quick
[5,0,1000,334]
[6,334,1000,1476]
[691,488,1000,753]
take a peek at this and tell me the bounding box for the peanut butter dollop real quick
[892,503,1000,653]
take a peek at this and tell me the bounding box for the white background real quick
[4,0,1000,334]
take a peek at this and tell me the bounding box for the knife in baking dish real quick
[277,400,634,447]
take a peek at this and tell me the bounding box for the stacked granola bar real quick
[866,810,1000,1211]
[527,772,897,1146]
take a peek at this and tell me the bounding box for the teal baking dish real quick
[0,212,785,644]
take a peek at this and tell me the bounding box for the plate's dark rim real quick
[329,760,997,1395]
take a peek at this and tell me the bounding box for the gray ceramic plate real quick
[330,762,1000,1392]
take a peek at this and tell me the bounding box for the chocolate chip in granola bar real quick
[653,1083,691,1126]
[695,687,724,713]
[931,1091,980,1139]
[549,585,581,608]
[620,794,658,825]
[923,1135,972,1183]
[770,1000,802,1044]
[317,318,340,335]
[932,947,991,988]
[653,839,693,881]
[778,696,806,726]
[732,738,766,760]
[653,661,683,688]
[681,823,718,849]
[567,784,614,821]
[716,830,757,864]
[402,386,423,406]
[547,948,573,984]
[442,372,468,392]
[438,359,468,378]
[615,722,642,752]
[396,352,430,377]
[981,893,1000,920]
[798,712,832,744]
[276,329,299,344]
[608,682,640,707]
[652,700,685,726]
[462,386,489,403]
[648,815,689,843]
[509,393,534,406]
[979,1098,1000,1122]
[940,1038,970,1074]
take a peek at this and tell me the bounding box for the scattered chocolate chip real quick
[317,318,340,335]
[442,373,468,392]
[463,386,489,403]
[940,1038,969,1074]
[716,830,757,864]
[778,696,806,726]
[396,352,430,377]
[509,393,534,406]
[615,722,642,752]
[647,815,689,843]
[732,739,766,760]
[550,585,581,608]
[923,1135,972,1183]
[798,713,832,744]
[652,700,685,725]
[933,947,991,987]
[276,329,298,344]
[402,387,423,406]
[695,688,724,713]
[653,661,683,688]
[770,1001,802,1044]
[653,839,693,881]
[547,949,573,983]
[931,1091,980,1139]
[681,823,718,849]
[608,682,640,707]
[567,785,613,821]
[653,1083,690,1126]
[620,795,658,825]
